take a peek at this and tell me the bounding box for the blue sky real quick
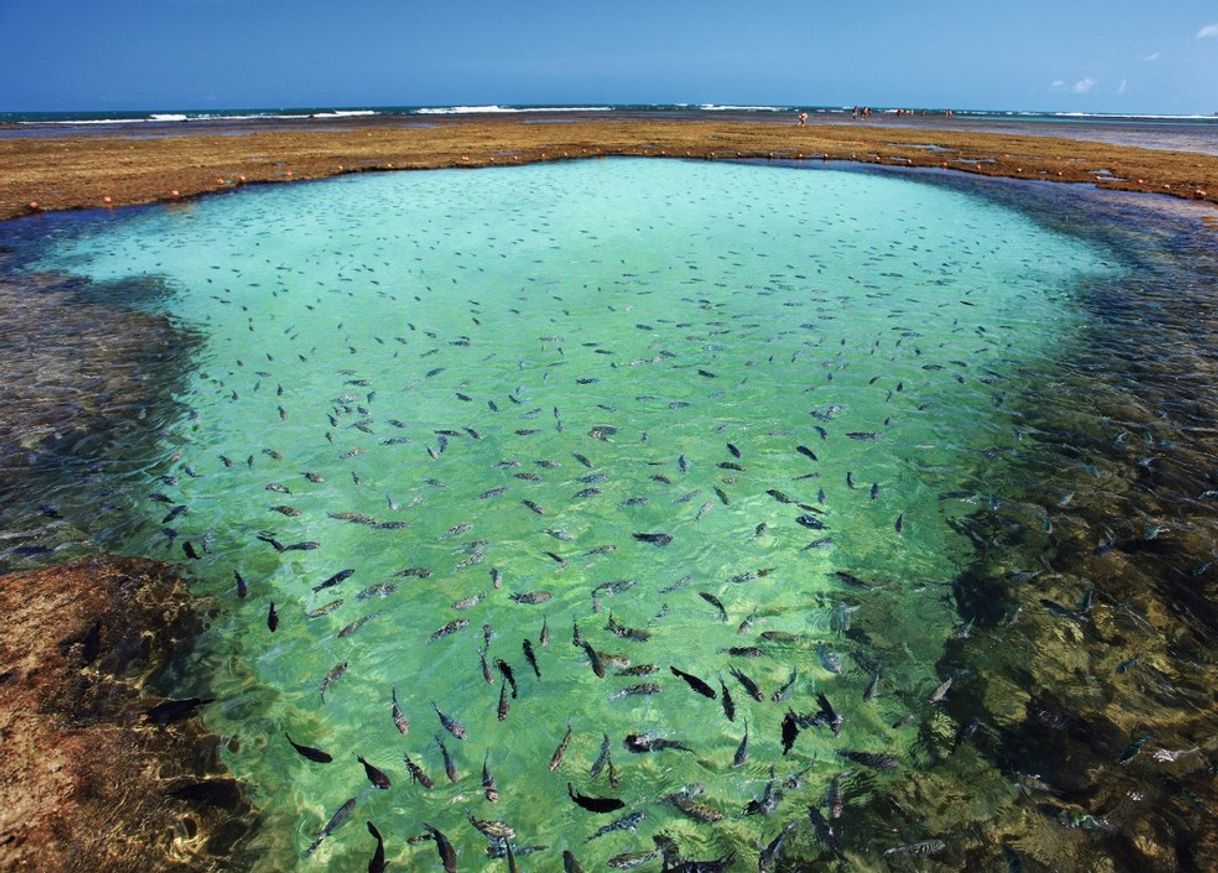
[1,0,1215,113]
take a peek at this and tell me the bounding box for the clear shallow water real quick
[21,160,1132,869]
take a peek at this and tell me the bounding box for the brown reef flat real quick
[0,558,255,872]
[2,117,1216,221]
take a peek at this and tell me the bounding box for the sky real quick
[1,0,1215,114]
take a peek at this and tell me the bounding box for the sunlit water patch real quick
[29,160,1121,870]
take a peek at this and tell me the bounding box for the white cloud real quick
[1198,23,1218,38]
[1072,77,1096,93]
[1117,79,1128,95]
[1142,51,1160,61]
[1050,79,1067,91]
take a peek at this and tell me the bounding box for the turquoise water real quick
[36,159,1120,869]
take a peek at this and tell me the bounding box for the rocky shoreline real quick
[0,557,255,872]
[1,117,1216,222]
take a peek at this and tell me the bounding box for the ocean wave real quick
[415,105,612,115]
[697,104,789,111]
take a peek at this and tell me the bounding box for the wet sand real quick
[2,116,1216,221]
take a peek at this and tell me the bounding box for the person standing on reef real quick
[797,111,808,126]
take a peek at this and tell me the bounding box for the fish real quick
[817,692,843,736]
[302,797,357,858]
[482,750,499,802]
[433,701,467,739]
[582,641,606,678]
[670,666,716,698]
[624,733,692,753]
[591,733,612,779]
[632,532,672,546]
[357,755,391,789]
[611,683,662,700]
[498,681,510,721]
[759,821,797,872]
[403,754,435,789]
[550,719,574,771]
[699,591,728,621]
[367,821,386,873]
[895,512,904,533]
[664,791,723,822]
[304,599,343,619]
[807,805,843,858]
[267,602,279,631]
[393,565,433,578]
[285,733,332,763]
[234,570,248,599]
[510,590,553,604]
[320,662,348,701]
[730,666,764,701]
[863,672,881,702]
[733,720,750,767]
[795,514,827,530]
[606,614,651,642]
[452,593,483,610]
[467,812,515,841]
[817,643,843,675]
[391,687,410,734]
[495,658,518,697]
[312,568,355,594]
[436,734,459,782]
[357,583,397,600]
[781,711,801,755]
[884,839,947,857]
[429,619,470,643]
[338,613,379,638]
[540,615,551,645]
[522,498,546,515]
[608,851,660,869]
[771,670,798,703]
[563,850,587,872]
[701,672,732,722]
[588,810,645,842]
[954,717,980,752]
[523,638,541,678]
[421,822,458,873]
[568,783,625,813]
[929,676,953,703]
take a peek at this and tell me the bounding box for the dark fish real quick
[733,720,750,767]
[781,711,800,755]
[670,666,716,698]
[312,568,354,594]
[954,717,980,751]
[496,658,518,697]
[421,822,458,873]
[540,615,551,645]
[715,677,737,721]
[607,614,651,642]
[234,570,249,599]
[817,692,843,736]
[795,514,826,530]
[895,512,904,532]
[366,821,386,873]
[182,540,202,560]
[568,782,625,813]
[759,822,797,872]
[624,733,692,753]
[699,591,728,621]
[429,619,470,643]
[550,718,574,771]
[581,641,605,678]
[303,797,357,858]
[523,638,541,678]
[436,734,459,782]
[482,750,499,802]
[632,532,672,546]
[433,701,467,739]
[357,755,391,789]
[730,666,764,701]
[285,733,331,763]
[267,602,279,631]
[145,697,214,727]
[564,850,587,872]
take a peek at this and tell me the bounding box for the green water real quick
[40,159,1120,869]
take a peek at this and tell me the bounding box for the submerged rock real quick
[0,557,256,872]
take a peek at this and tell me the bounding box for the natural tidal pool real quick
[6,158,1218,872]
